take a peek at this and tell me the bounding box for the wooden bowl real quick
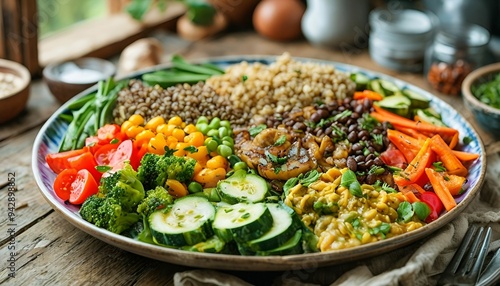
[461,62,500,137]
[0,59,31,124]
[43,58,116,104]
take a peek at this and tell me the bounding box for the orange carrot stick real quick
[394,138,433,187]
[387,129,421,162]
[425,168,457,211]
[393,125,429,141]
[452,150,480,162]
[353,90,384,101]
[430,135,468,177]
[448,132,459,149]
[442,173,466,196]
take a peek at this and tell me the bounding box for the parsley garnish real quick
[463,136,473,145]
[96,165,112,173]
[248,124,267,137]
[183,146,198,153]
[164,146,177,157]
[359,113,379,131]
[274,135,287,146]
[265,150,288,165]
[372,134,383,146]
[242,75,248,82]
[433,161,447,172]
[110,138,119,144]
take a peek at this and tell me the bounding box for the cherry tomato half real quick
[110,139,140,170]
[46,148,87,174]
[97,124,126,145]
[419,191,444,223]
[53,168,98,204]
[67,151,102,182]
[380,149,407,169]
[94,143,119,166]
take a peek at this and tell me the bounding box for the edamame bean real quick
[196,122,209,135]
[188,181,203,193]
[220,120,231,129]
[233,161,248,171]
[218,126,229,138]
[208,117,221,129]
[197,116,209,124]
[217,144,232,157]
[207,129,219,137]
[206,139,218,152]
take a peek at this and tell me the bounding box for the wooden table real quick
[1,31,498,285]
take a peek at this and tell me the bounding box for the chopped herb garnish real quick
[368,166,386,175]
[433,161,447,172]
[397,201,413,223]
[359,113,379,131]
[265,150,288,164]
[96,165,112,173]
[164,146,177,157]
[300,170,320,187]
[241,213,250,219]
[372,134,383,146]
[381,182,397,193]
[242,75,248,82]
[341,169,363,197]
[183,146,198,153]
[248,124,267,137]
[224,208,234,213]
[332,110,353,121]
[110,138,119,144]
[274,135,287,146]
[463,136,473,145]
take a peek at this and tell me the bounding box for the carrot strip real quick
[398,183,426,203]
[425,168,457,211]
[430,135,468,177]
[386,129,421,162]
[448,132,459,149]
[353,90,384,101]
[393,125,429,141]
[442,173,466,196]
[371,105,459,144]
[452,150,480,162]
[393,138,433,187]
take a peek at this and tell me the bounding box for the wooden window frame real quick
[1,0,185,75]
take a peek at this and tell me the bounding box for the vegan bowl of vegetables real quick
[33,55,485,271]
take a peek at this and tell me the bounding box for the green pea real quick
[208,117,221,129]
[218,126,229,138]
[233,161,247,171]
[188,181,203,193]
[217,144,233,157]
[222,140,234,148]
[197,116,209,124]
[196,122,209,135]
[207,129,219,138]
[206,139,219,152]
[220,120,231,129]
[222,136,234,145]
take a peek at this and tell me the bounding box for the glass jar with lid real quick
[425,23,491,95]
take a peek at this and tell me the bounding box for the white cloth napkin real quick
[174,152,500,286]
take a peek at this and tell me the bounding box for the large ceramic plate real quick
[32,56,486,271]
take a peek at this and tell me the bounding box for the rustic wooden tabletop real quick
[1,31,498,285]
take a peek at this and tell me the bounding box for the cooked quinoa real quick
[113,80,250,125]
[205,53,356,121]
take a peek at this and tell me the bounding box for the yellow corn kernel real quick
[121,120,134,134]
[126,125,145,138]
[165,179,188,198]
[206,155,228,170]
[148,134,167,154]
[166,136,178,150]
[156,123,169,135]
[129,114,144,126]
[187,145,210,164]
[183,124,197,134]
[361,232,372,244]
[135,129,155,146]
[193,167,226,188]
[168,116,183,126]
[144,116,165,130]
[172,128,186,142]
[184,131,205,147]
[363,209,378,221]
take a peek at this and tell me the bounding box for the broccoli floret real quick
[137,153,162,191]
[137,186,174,218]
[79,162,145,234]
[136,152,196,190]
[158,155,196,184]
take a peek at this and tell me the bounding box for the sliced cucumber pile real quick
[145,170,318,256]
[351,72,434,119]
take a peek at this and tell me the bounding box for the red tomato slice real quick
[46,148,87,174]
[69,169,99,205]
[94,143,119,166]
[380,149,407,169]
[53,168,78,201]
[67,152,102,182]
[110,140,140,170]
[419,191,444,223]
[85,136,104,154]
[97,124,125,145]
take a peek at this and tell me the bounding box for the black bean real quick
[368,146,375,153]
[357,162,366,170]
[324,127,332,136]
[348,131,358,142]
[350,100,358,108]
[355,155,365,162]
[366,154,375,161]
[348,124,357,133]
[347,157,357,171]
[346,118,355,126]
[358,130,369,138]
[344,98,351,105]
[352,143,363,151]
[365,173,377,185]
[310,112,322,123]
[372,128,381,134]
[293,122,307,131]
[363,99,371,110]
[351,112,360,119]
[365,159,374,169]
[338,106,346,112]
[316,129,324,137]
[317,108,330,119]
[373,157,384,166]
[354,104,364,114]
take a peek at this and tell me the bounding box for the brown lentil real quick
[113,80,250,126]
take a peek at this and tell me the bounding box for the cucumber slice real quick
[377,95,412,117]
[217,170,269,204]
[256,230,303,256]
[402,89,430,109]
[246,204,301,251]
[378,79,401,96]
[368,79,386,97]
[350,72,371,91]
[149,196,215,246]
[213,202,273,242]
[415,109,447,127]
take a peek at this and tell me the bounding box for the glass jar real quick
[425,24,491,95]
